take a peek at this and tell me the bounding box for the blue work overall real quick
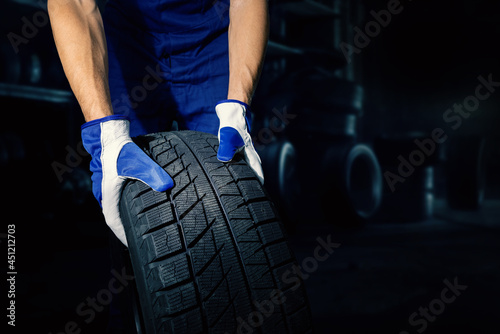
[103,0,231,137]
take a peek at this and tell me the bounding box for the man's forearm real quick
[228,0,269,105]
[48,0,113,121]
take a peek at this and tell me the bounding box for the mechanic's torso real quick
[106,0,230,32]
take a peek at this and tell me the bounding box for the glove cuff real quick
[216,99,250,111]
[81,115,128,130]
[216,100,253,132]
[81,115,131,158]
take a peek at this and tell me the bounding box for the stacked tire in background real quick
[253,67,383,229]
[372,132,488,223]
[253,63,489,227]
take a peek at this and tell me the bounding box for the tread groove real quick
[138,198,170,215]
[187,217,216,249]
[202,265,232,302]
[170,190,209,333]
[195,242,224,277]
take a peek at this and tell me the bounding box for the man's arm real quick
[215,0,268,183]
[48,0,174,246]
[48,0,112,121]
[227,0,269,105]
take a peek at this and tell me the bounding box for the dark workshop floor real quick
[10,197,500,334]
[288,198,500,334]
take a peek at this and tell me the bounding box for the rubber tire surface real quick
[119,131,313,334]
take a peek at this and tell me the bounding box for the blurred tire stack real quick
[370,132,488,223]
[254,0,383,229]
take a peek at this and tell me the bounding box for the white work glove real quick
[215,100,264,184]
[81,115,174,246]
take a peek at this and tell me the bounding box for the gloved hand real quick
[216,100,264,184]
[81,115,174,246]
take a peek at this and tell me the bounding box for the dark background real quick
[1,0,499,333]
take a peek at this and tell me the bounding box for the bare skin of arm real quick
[227,0,269,105]
[48,0,112,122]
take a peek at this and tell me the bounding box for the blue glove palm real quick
[82,115,174,246]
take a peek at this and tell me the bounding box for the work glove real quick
[81,115,174,246]
[216,100,264,184]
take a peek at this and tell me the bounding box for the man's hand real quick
[216,100,264,183]
[81,115,174,246]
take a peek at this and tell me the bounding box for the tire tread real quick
[120,131,313,333]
